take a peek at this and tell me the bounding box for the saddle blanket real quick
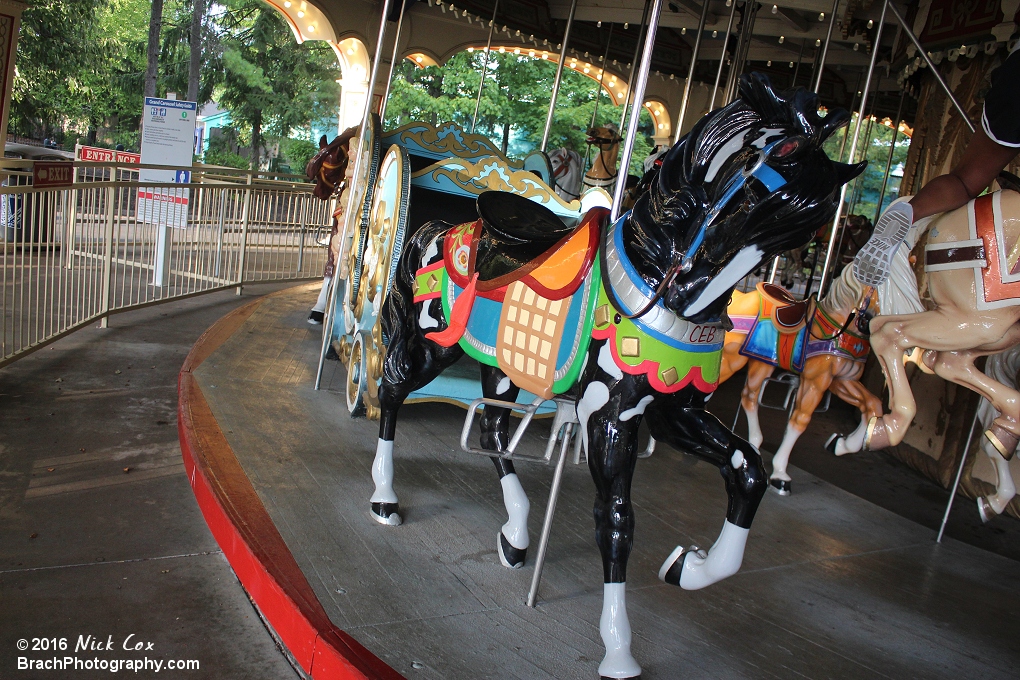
[924,192,1020,310]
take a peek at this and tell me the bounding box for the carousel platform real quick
[179,283,1020,680]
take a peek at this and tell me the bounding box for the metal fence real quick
[1,160,333,367]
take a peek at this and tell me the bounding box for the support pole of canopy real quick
[540,0,578,151]
[938,410,981,543]
[709,0,739,111]
[888,1,974,133]
[874,91,907,223]
[315,0,395,390]
[618,0,652,135]
[722,2,748,106]
[674,0,710,143]
[589,23,616,128]
[813,0,841,93]
[471,0,501,134]
[816,0,887,298]
[379,0,409,125]
[792,40,806,86]
[729,0,759,102]
[612,0,665,221]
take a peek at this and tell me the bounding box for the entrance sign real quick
[75,145,140,164]
[139,97,197,287]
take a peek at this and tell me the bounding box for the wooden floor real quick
[194,283,1020,680]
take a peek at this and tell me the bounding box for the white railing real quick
[1,160,333,367]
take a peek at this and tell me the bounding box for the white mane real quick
[821,264,865,315]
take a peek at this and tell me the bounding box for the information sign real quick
[138,97,197,230]
[75,145,140,164]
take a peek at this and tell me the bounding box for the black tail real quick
[380,220,451,386]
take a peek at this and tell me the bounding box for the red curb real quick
[178,293,405,680]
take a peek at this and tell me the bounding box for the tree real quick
[144,0,164,97]
[187,0,205,102]
[206,0,340,168]
[384,51,656,176]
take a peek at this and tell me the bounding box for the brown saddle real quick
[757,282,815,330]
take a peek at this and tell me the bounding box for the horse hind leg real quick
[479,365,530,569]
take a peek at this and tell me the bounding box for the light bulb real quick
[681,27,687,34]
[789,61,794,67]
[816,39,821,46]
[712,30,718,37]
[624,23,629,29]
[819,12,824,20]
[726,0,732,5]
[779,35,785,44]
[853,42,859,51]
[772,4,777,13]
[767,60,772,66]
[597,20,601,27]
[867,19,873,28]
[296,10,304,17]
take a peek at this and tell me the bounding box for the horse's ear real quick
[319,135,329,149]
[835,161,867,186]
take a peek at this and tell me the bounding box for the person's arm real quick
[908,126,1018,221]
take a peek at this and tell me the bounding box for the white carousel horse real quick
[975,345,1020,520]
[866,190,1020,463]
[547,147,583,202]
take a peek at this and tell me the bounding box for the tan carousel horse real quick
[581,124,621,191]
[720,265,882,494]
[866,189,1020,463]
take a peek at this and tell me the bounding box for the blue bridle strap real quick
[681,141,788,267]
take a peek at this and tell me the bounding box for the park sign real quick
[138,97,197,230]
[139,96,197,287]
[32,162,73,188]
[75,145,140,164]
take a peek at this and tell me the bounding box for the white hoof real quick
[370,503,402,526]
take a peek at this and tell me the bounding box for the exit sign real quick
[33,161,74,188]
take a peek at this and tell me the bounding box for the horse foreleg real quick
[479,365,530,568]
[866,315,922,449]
[769,364,831,495]
[579,344,647,679]
[930,350,1020,460]
[978,439,1017,521]
[741,361,774,448]
[827,376,883,455]
[647,403,767,590]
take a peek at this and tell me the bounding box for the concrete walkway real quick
[0,283,304,679]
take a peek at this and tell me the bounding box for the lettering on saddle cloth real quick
[925,192,1020,310]
[739,283,813,372]
[413,212,602,398]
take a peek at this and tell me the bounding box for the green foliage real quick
[12,0,339,160]
[207,0,340,167]
[279,137,318,172]
[384,52,656,177]
[823,113,910,222]
[203,127,249,168]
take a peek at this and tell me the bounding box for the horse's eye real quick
[772,138,801,158]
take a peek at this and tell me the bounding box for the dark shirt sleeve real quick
[983,47,1020,148]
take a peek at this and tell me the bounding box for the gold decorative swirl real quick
[385,121,524,168]
[414,158,583,215]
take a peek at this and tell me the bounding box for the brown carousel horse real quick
[581,124,621,191]
[866,189,1020,461]
[305,127,357,323]
[720,264,882,494]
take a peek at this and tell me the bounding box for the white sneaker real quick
[853,197,914,287]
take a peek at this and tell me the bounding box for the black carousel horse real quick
[368,74,863,679]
